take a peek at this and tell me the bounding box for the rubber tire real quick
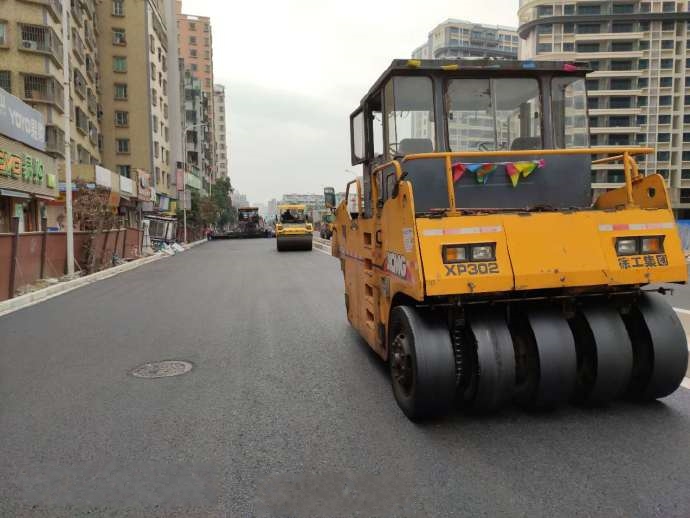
[389,306,456,421]
[462,309,516,413]
[570,305,633,405]
[514,307,577,409]
[622,292,689,401]
[276,239,285,252]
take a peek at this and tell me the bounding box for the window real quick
[551,77,589,148]
[659,95,672,106]
[613,3,634,13]
[610,78,631,90]
[684,152,690,161]
[149,35,154,52]
[638,78,648,88]
[586,79,599,91]
[610,60,632,71]
[112,28,126,45]
[577,24,600,34]
[636,134,646,143]
[116,165,131,178]
[638,59,648,69]
[577,4,600,15]
[154,141,159,158]
[610,97,631,108]
[637,97,647,107]
[660,59,673,69]
[577,43,599,53]
[189,22,196,31]
[685,114,690,124]
[0,70,10,93]
[663,2,675,12]
[189,36,196,45]
[662,40,674,50]
[587,97,599,109]
[112,0,124,16]
[659,114,671,124]
[116,138,130,154]
[640,21,650,31]
[609,116,630,127]
[612,23,633,33]
[537,43,552,53]
[686,95,690,105]
[204,38,210,47]
[660,77,672,87]
[538,24,552,34]
[447,77,541,152]
[113,56,127,72]
[637,115,647,125]
[537,5,553,16]
[151,88,157,105]
[190,49,197,58]
[658,133,670,142]
[639,41,649,50]
[152,115,158,133]
[191,63,198,72]
[640,3,650,12]
[662,20,674,30]
[563,42,574,51]
[682,170,690,180]
[114,83,127,99]
[658,151,670,161]
[564,4,574,14]
[611,42,633,52]
[114,110,128,126]
[0,21,6,46]
[563,23,574,33]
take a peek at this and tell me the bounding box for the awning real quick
[34,194,57,201]
[0,189,31,199]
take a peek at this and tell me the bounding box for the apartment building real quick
[183,70,211,194]
[0,0,101,165]
[213,84,228,178]
[518,0,690,215]
[413,19,519,59]
[97,0,174,211]
[176,1,216,183]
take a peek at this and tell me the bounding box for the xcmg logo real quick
[386,252,408,279]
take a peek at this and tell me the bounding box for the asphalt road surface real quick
[2,239,690,517]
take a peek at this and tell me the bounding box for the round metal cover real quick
[130,360,193,379]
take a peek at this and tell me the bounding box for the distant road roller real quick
[333,59,688,421]
[276,204,313,251]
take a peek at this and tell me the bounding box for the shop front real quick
[0,135,58,233]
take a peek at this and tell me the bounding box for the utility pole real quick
[62,0,74,275]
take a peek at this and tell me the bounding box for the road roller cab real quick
[276,204,313,251]
[334,59,689,421]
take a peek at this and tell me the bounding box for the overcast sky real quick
[182,0,518,205]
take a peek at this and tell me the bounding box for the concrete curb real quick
[0,239,207,318]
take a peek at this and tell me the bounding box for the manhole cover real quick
[130,360,193,379]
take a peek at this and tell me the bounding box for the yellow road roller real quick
[276,204,313,251]
[333,59,688,421]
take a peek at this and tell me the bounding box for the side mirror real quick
[392,170,409,199]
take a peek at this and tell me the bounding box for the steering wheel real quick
[388,142,400,155]
[477,142,493,151]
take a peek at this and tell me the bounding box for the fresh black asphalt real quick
[2,239,690,517]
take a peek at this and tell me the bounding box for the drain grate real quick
[130,360,193,379]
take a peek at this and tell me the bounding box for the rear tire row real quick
[388,292,688,421]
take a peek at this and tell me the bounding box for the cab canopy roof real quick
[358,58,591,107]
[278,204,307,210]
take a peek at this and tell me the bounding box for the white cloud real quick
[183,0,519,203]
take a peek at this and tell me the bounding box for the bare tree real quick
[72,179,117,274]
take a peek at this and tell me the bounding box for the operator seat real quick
[398,138,434,156]
[510,136,542,151]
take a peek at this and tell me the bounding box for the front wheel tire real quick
[389,306,456,421]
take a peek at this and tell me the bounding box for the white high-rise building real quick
[518,0,690,216]
[413,19,519,60]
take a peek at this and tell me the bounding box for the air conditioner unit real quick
[22,40,39,50]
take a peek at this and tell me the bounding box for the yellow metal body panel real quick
[276,203,312,236]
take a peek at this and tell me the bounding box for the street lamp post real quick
[182,122,207,243]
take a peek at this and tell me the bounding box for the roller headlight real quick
[616,238,638,256]
[443,245,467,263]
[442,243,495,263]
[641,236,664,254]
[471,244,495,261]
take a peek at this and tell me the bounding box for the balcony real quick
[88,122,98,146]
[45,124,65,157]
[72,28,84,63]
[75,107,88,135]
[587,89,643,97]
[73,68,86,98]
[84,23,96,51]
[71,0,83,26]
[22,74,64,111]
[574,32,644,42]
[18,24,63,66]
[590,126,641,134]
[87,88,97,115]
[18,0,62,22]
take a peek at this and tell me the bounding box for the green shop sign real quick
[0,148,45,185]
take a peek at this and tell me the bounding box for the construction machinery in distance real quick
[220,207,270,239]
[332,58,688,421]
[276,204,313,251]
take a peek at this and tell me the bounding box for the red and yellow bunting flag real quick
[451,162,466,182]
[451,159,546,187]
